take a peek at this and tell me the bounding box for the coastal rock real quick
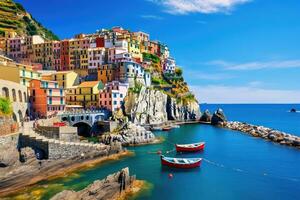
[50,167,135,200]
[211,109,227,126]
[200,109,212,122]
[101,122,156,146]
[124,87,201,125]
[130,87,168,125]
[223,121,300,148]
[167,96,201,122]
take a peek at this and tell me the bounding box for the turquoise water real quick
[13,104,300,200]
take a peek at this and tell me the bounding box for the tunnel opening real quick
[73,122,92,137]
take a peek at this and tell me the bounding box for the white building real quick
[88,48,105,69]
[163,57,176,74]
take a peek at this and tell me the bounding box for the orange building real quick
[29,79,65,118]
[97,64,117,84]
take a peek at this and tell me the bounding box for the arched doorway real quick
[2,87,9,99]
[73,122,92,137]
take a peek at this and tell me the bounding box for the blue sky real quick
[16,0,300,103]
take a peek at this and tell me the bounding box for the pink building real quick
[99,81,129,112]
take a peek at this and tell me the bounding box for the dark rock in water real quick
[211,108,227,126]
[290,108,297,113]
[200,109,212,122]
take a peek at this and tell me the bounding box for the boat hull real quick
[175,143,205,152]
[161,157,202,169]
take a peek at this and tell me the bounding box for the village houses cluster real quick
[0,27,177,120]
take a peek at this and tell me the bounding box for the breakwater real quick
[221,121,300,148]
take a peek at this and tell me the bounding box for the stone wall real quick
[18,131,117,160]
[36,125,78,142]
[0,117,19,136]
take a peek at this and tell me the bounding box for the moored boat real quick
[162,126,172,131]
[175,142,205,152]
[161,155,202,168]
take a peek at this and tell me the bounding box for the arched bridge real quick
[59,110,108,137]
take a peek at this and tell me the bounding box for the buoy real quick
[168,173,173,179]
[157,150,162,155]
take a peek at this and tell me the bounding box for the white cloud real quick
[141,15,164,20]
[191,85,300,103]
[206,59,300,70]
[148,0,251,14]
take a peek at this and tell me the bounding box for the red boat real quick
[162,127,172,131]
[175,142,205,152]
[161,155,202,169]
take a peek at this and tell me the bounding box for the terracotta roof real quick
[78,81,99,88]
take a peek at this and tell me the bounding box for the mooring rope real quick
[202,158,299,182]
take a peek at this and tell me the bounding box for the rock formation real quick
[222,121,300,148]
[211,108,227,125]
[50,167,137,200]
[101,122,156,146]
[124,87,201,125]
[167,96,201,122]
[200,109,212,122]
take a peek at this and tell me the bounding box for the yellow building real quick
[66,81,104,108]
[128,38,142,62]
[41,71,79,89]
[0,55,41,87]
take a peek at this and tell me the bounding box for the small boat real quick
[162,126,172,131]
[175,142,205,152]
[161,155,202,168]
[151,127,162,131]
[290,108,297,113]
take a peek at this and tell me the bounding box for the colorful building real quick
[163,57,176,74]
[0,55,41,87]
[29,79,65,118]
[97,64,117,84]
[66,81,104,108]
[117,61,150,87]
[40,70,79,89]
[99,81,129,112]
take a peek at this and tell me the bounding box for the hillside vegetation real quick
[0,0,58,40]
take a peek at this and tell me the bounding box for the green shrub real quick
[0,97,12,116]
[143,52,160,64]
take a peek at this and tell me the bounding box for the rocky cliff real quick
[124,87,201,125]
[50,167,142,200]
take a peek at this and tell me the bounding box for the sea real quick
[8,104,300,200]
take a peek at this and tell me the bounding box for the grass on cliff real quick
[0,97,13,116]
[0,0,59,40]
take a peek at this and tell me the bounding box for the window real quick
[12,89,16,102]
[18,90,22,102]
[113,101,117,105]
[120,94,123,98]
[49,97,52,104]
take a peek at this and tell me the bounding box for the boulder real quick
[0,143,19,167]
[51,168,134,200]
[200,109,212,122]
[211,108,227,126]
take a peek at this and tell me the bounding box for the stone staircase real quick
[20,126,110,160]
